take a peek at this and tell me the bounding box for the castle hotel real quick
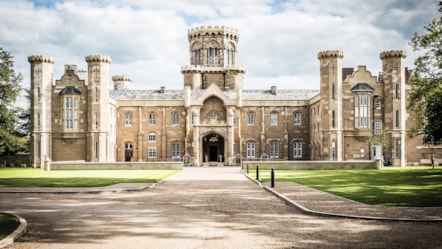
[28,25,433,167]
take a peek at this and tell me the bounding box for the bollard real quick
[271,168,275,188]
[247,164,249,174]
[256,165,259,180]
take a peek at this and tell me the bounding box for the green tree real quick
[408,1,442,145]
[0,45,27,154]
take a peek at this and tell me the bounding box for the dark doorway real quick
[202,133,224,163]
[125,143,133,162]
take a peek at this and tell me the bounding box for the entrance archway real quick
[202,133,224,163]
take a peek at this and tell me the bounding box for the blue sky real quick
[0,0,440,97]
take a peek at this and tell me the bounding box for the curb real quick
[0,213,27,248]
[0,185,152,194]
[241,171,442,222]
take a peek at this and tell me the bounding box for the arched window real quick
[395,84,400,99]
[270,141,279,158]
[293,141,302,158]
[246,141,256,158]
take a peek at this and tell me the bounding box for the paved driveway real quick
[1,167,441,249]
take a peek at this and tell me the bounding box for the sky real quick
[0,0,440,98]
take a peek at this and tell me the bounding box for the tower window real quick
[332,84,335,100]
[294,112,301,125]
[149,113,156,125]
[247,112,255,125]
[395,84,400,99]
[37,112,41,130]
[94,112,99,129]
[172,112,179,125]
[270,112,278,126]
[395,110,400,128]
[332,110,335,128]
[95,87,99,102]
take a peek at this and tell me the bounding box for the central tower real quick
[181,25,245,91]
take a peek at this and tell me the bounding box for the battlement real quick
[112,75,132,82]
[85,54,112,64]
[181,65,246,74]
[380,50,407,59]
[317,50,344,59]
[188,25,238,34]
[28,55,55,64]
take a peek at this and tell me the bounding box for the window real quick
[95,87,99,102]
[332,110,335,128]
[63,96,78,130]
[125,113,132,126]
[270,142,279,158]
[149,113,156,125]
[246,141,256,158]
[332,84,335,100]
[354,94,369,128]
[360,148,365,158]
[148,147,157,158]
[294,112,301,125]
[374,120,382,135]
[37,87,41,102]
[395,110,399,128]
[331,140,336,158]
[293,141,302,158]
[94,112,99,129]
[171,142,180,158]
[148,133,156,142]
[95,141,99,159]
[37,112,41,130]
[395,139,400,157]
[247,112,255,125]
[172,112,179,125]
[194,49,201,65]
[270,112,278,126]
[376,99,381,109]
[209,111,217,120]
[395,84,400,99]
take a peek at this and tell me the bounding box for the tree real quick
[0,45,27,154]
[408,1,442,145]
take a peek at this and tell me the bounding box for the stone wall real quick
[49,161,183,170]
[242,160,380,170]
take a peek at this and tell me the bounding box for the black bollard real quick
[271,168,275,188]
[256,165,259,180]
[247,164,249,174]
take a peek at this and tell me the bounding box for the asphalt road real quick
[1,167,441,249]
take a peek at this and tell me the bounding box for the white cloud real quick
[0,0,439,98]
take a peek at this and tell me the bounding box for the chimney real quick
[271,86,277,95]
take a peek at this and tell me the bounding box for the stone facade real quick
[29,25,439,168]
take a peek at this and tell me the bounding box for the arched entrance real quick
[202,133,224,163]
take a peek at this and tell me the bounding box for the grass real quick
[247,167,442,207]
[0,168,180,188]
[0,213,19,240]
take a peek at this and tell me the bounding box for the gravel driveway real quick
[1,167,442,249]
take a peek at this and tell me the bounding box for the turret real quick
[85,54,112,162]
[112,75,132,90]
[28,55,55,168]
[380,50,407,167]
[317,50,344,161]
[181,25,245,91]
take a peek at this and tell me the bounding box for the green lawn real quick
[248,167,442,207]
[0,213,19,240]
[0,168,180,188]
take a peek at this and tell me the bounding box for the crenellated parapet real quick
[188,25,239,40]
[28,55,55,64]
[317,50,344,59]
[112,75,132,82]
[85,54,112,64]
[380,50,407,59]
